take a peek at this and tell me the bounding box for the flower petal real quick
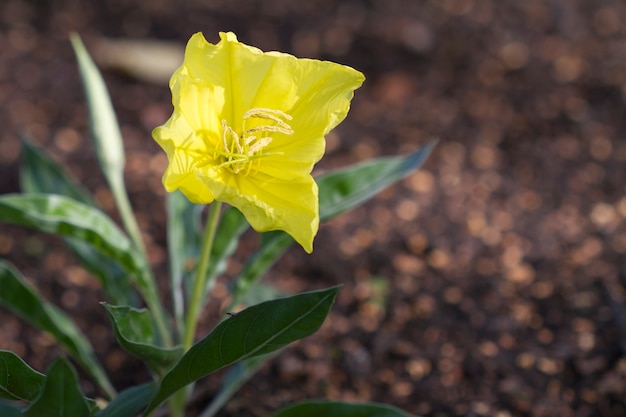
[152,117,214,203]
[196,167,319,253]
[172,73,225,136]
[153,31,364,251]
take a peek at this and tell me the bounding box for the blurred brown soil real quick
[1,1,626,416]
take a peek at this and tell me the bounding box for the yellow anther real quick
[216,107,292,174]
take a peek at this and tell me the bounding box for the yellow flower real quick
[153,32,364,252]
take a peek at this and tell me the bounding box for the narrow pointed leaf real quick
[236,282,284,308]
[68,239,138,306]
[0,350,45,402]
[70,33,124,179]
[71,33,149,279]
[144,286,340,416]
[102,303,183,375]
[230,141,437,309]
[230,231,291,308]
[95,382,156,417]
[11,186,168,344]
[19,140,137,306]
[318,139,437,220]
[272,401,417,417]
[22,358,91,417]
[0,261,115,398]
[19,138,94,206]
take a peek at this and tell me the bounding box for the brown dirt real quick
[1,1,626,416]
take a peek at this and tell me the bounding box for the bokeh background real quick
[1,1,626,416]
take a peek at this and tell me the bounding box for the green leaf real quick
[0,403,25,417]
[229,232,291,308]
[0,194,149,294]
[144,286,340,416]
[0,261,115,398]
[102,304,183,375]
[166,197,248,332]
[95,382,156,417]
[236,282,284,308]
[198,352,278,417]
[71,32,149,286]
[318,140,437,220]
[272,401,417,417]
[19,138,95,206]
[19,139,137,306]
[215,145,436,414]
[68,239,138,306]
[70,33,124,180]
[230,141,437,309]
[23,358,91,417]
[0,350,45,402]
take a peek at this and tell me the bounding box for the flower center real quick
[216,108,293,174]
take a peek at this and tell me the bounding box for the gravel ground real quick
[1,1,626,416]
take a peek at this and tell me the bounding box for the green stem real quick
[141,269,173,347]
[168,387,187,417]
[109,174,172,347]
[109,174,147,257]
[183,201,223,351]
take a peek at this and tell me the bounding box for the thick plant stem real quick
[183,201,223,351]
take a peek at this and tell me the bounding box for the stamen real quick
[246,124,293,136]
[244,107,293,121]
[216,107,293,174]
[248,136,273,154]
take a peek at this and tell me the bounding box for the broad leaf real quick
[272,401,416,417]
[0,350,45,402]
[102,304,183,375]
[144,286,340,416]
[0,194,150,294]
[23,358,91,417]
[0,261,115,398]
[19,140,137,306]
[95,382,156,417]
[202,285,284,417]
